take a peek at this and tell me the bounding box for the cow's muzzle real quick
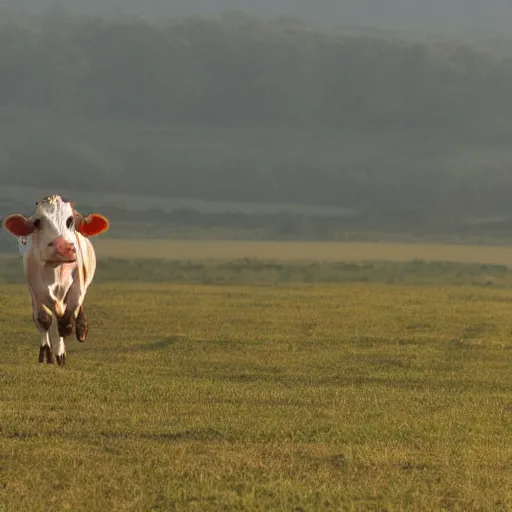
[48,236,77,263]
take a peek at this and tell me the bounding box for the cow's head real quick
[2,195,109,266]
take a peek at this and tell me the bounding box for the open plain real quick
[2,243,512,510]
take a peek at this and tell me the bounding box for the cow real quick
[2,195,109,365]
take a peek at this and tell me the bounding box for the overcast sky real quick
[2,0,512,36]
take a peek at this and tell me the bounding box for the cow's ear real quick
[3,215,34,237]
[77,214,109,237]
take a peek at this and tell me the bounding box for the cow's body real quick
[3,195,109,365]
[23,228,96,364]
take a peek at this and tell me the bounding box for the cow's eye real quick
[66,216,74,229]
[33,219,41,230]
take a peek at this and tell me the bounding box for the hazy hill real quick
[1,10,512,237]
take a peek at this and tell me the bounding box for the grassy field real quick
[2,281,512,510]
[1,254,512,288]
[90,239,512,266]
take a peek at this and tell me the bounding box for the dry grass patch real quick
[93,239,512,265]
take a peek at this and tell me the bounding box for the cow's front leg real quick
[49,315,66,366]
[58,306,88,343]
[35,305,54,364]
[57,312,74,339]
[38,332,53,364]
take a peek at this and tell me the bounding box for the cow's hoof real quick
[56,353,66,366]
[39,346,54,364]
[75,308,88,343]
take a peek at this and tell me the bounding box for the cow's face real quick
[30,196,78,264]
[3,195,109,266]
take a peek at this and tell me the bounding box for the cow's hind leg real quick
[63,276,89,343]
[35,305,54,364]
[75,306,88,343]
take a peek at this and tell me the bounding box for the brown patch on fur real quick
[37,304,53,331]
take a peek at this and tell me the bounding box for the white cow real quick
[3,195,109,365]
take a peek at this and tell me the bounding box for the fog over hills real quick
[1,0,512,243]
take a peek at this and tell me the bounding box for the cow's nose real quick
[51,236,76,257]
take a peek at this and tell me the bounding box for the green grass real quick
[1,255,512,287]
[2,282,512,510]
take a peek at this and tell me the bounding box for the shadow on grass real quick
[134,336,184,352]
[3,428,225,443]
[100,428,225,442]
[87,336,184,354]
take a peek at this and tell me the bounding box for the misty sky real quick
[3,0,512,35]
